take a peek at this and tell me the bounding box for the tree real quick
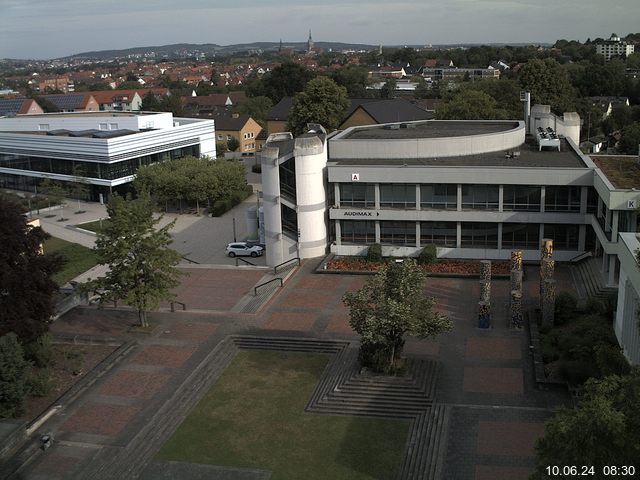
[379,78,397,99]
[331,65,371,98]
[0,333,29,419]
[532,369,640,478]
[287,76,349,135]
[68,165,90,213]
[235,96,273,127]
[227,136,240,152]
[141,91,160,111]
[89,193,184,327]
[260,62,315,103]
[342,259,453,372]
[436,89,509,120]
[518,58,576,114]
[0,195,62,343]
[617,122,640,154]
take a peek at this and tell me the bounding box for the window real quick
[587,187,598,214]
[503,186,541,211]
[380,221,416,245]
[420,222,456,247]
[462,185,498,210]
[544,186,580,212]
[380,184,416,209]
[341,220,375,244]
[544,224,579,250]
[502,223,539,249]
[421,184,457,210]
[109,123,118,130]
[340,183,375,208]
[281,204,298,239]
[38,124,50,131]
[279,158,296,200]
[461,222,499,248]
[217,134,223,141]
[226,135,231,141]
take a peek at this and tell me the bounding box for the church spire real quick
[307,29,314,53]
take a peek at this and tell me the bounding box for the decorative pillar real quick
[510,291,523,329]
[480,260,492,282]
[510,269,523,293]
[478,301,491,329]
[541,279,556,329]
[510,250,523,272]
[540,239,553,309]
[540,238,553,261]
[480,280,491,303]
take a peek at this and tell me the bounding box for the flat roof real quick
[342,120,519,140]
[592,156,640,189]
[330,138,587,169]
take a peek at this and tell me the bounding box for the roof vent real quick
[400,123,416,129]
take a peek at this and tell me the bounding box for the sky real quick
[0,0,638,59]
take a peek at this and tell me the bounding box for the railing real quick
[235,257,256,266]
[568,251,593,263]
[274,257,300,275]
[170,301,186,312]
[182,256,199,264]
[254,278,283,296]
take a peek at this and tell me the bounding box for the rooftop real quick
[592,156,640,189]
[342,120,519,140]
[330,137,586,169]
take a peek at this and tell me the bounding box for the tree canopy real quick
[286,76,349,135]
[251,62,315,103]
[532,369,640,477]
[518,58,576,114]
[436,89,509,120]
[343,259,452,372]
[0,195,62,343]
[617,122,640,154]
[89,193,183,327]
[0,333,29,418]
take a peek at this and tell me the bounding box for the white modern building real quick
[595,33,635,61]
[615,233,640,366]
[0,111,216,200]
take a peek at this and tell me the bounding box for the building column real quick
[375,221,380,244]
[539,224,545,245]
[415,184,421,211]
[580,186,588,214]
[611,211,619,240]
[498,185,504,213]
[540,186,546,213]
[334,183,340,207]
[578,224,586,251]
[497,223,503,250]
[456,222,462,248]
[608,255,617,287]
[416,222,421,248]
[335,220,341,246]
[457,184,462,211]
[605,206,611,233]
[374,184,380,210]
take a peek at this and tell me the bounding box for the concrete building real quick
[595,33,635,61]
[0,111,215,201]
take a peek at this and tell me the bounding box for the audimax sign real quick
[341,210,380,217]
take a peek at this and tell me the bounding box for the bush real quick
[555,292,578,325]
[210,185,254,217]
[0,333,29,418]
[417,244,437,265]
[251,164,262,174]
[556,360,599,386]
[594,344,630,377]
[358,339,405,374]
[25,368,53,397]
[24,333,54,368]
[366,243,382,262]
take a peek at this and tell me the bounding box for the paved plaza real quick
[1,255,579,480]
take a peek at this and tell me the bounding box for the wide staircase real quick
[571,256,618,301]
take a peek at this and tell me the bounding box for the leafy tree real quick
[413,78,432,100]
[532,369,640,478]
[617,122,640,154]
[379,78,397,99]
[259,62,315,103]
[227,136,240,152]
[216,141,228,157]
[331,65,371,98]
[287,76,349,135]
[436,89,508,120]
[33,96,60,113]
[89,193,183,327]
[518,58,576,114]
[38,177,65,211]
[0,333,29,419]
[235,96,273,127]
[68,165,90,213]
[159,94,184,116]
[0,196,62,342]
[141,91,161,111]
[342,259,452,372]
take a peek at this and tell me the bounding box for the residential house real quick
[182,92,247,116]
[266,97,294,135]
[0,98,44,116]
[88,90,143,111]
[38,76,74,93]
[596,33,635,61]
[339,98,434,129]
[37,93,100,112]
[214,114,263,154]
[586,96,630,119]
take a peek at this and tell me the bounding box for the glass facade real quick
[502,223,539,249]
[545,186,581,212]
[420,184,457,210]
[380,221,416,245]
[462,185,499,210]
[461,222,499,248]
[278,158,296,201]
[544,224,579,250]
[340,183,375,208]
[420,222,457,247]
[503,186,541,211]
[341,220,375,244]
[281,204,298,239]
[380,184,416,209]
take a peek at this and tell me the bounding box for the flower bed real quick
[326,256,511,275]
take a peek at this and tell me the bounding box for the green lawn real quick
[43,237,99,285]
[75,219,109,233]
[158,351,410,480]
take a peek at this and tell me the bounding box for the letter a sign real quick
[351,173,360,181]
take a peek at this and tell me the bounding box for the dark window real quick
[420,222,457,247]
[341,220,376,244]
[380,184,416,209]
[340,183,375,208]
[544,186,581,212]
[587,187,598,214]
[502,223,539,249]
[380,221,416,245]
[421,184,457,210]
[281,204,297,239]
[503,186,541,211]
[279,157,296,201]
[461,222,499,248]
[462,185,498,210]
[544,224,579,250]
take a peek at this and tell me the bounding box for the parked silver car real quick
[226,242,264,258]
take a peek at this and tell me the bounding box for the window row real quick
[340,221,580,250]
[337,183,590,212]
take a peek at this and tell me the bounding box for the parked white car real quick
[226,242,264,258]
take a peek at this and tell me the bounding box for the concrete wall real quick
[615,233,640,365]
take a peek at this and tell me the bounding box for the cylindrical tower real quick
[260,142,285,266]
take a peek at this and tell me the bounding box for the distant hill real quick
[61,41,380,60]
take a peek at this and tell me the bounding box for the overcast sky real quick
[0,0,638,59]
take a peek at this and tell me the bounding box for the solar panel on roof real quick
[0,98,25,116]
[44,95,84,110]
